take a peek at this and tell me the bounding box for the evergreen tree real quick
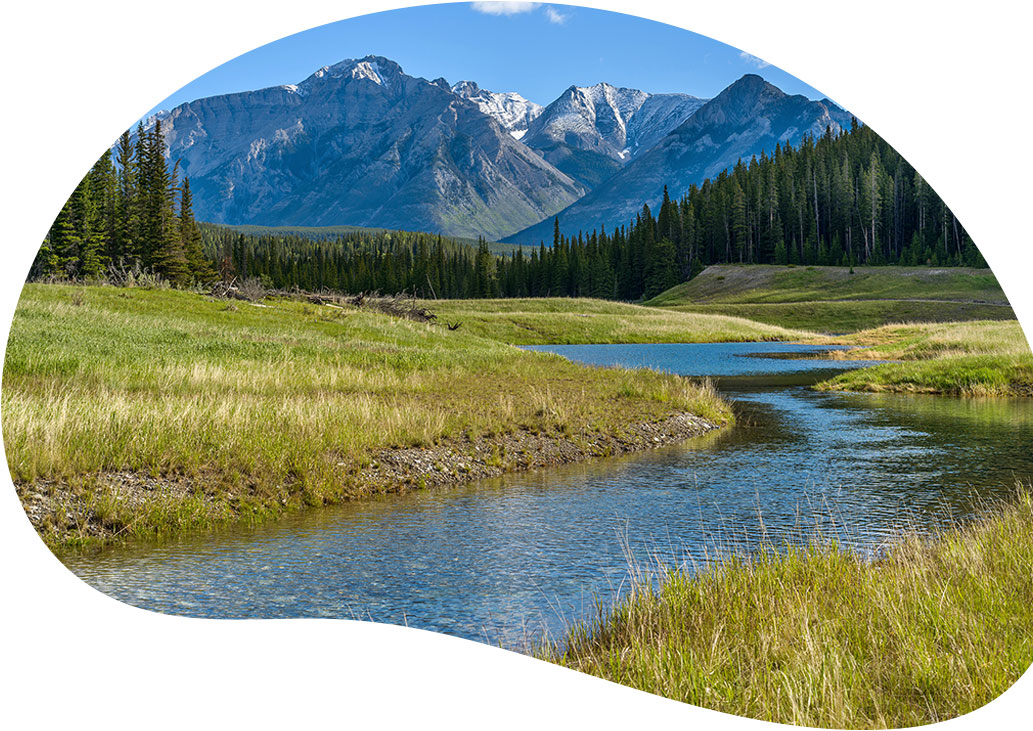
[179,178,217,282]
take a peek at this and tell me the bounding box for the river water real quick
[64,343,1033,647]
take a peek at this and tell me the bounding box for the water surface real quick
[65,343,1033,647]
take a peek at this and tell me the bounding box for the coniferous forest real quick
[34,120,983,301]
[32,120,216,285]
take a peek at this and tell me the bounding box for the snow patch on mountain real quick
[300,56,403,92]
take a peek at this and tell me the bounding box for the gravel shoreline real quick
[16,411,722,548]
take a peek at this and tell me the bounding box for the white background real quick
[1,1,1031,727]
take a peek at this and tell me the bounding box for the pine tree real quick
[731,182,748,262]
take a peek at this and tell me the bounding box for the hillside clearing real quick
[646,265,1013,332]
[647,265,1009,306]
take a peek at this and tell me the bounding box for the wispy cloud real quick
[544,6,570,24]
[739,51,770,69]
[470,2,541,15]
[469,2,570,24]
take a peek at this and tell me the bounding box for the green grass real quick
[428,298,815,345]
[660,300,1016,333]
[2,284,731,548]
[646,265,1013,332]
[815,320,1033,396]
[819,355,1033,396]
[539,490,1033,728]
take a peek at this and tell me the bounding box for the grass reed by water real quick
[539,489,1033,728]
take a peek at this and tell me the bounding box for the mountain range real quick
[148,55,853,243]
[505,74,852,244]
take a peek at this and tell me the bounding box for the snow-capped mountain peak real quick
[451,80,543,139]
[521,82,707,188]
[301,55,403,91]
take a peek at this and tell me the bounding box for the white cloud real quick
[739,51,770,69]
[544,6,569,24]
[470,2,541,15]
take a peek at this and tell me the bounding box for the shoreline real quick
[16,410,723,552]
[537,489,1033,727]
[805,320,1033,396]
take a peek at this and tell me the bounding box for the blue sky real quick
[145,2,829,118]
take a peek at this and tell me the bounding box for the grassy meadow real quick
[2,284,732,548]
[428,297,814,345]
[816,320,1033,395]
[540,489,1033,728]
[647,265,1013,332]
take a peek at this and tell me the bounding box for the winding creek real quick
[64,343,1033,647]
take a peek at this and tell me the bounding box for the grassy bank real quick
[540,490,1033,728]
[816,320,1033,396]
[2,284,731,550]
[428,297,814,345]
[646,265,1013,332]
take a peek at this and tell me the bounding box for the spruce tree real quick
[179,178,217,282]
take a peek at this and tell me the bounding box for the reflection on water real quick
[64,343,1033,647]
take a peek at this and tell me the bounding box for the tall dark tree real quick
[179,179,217,283]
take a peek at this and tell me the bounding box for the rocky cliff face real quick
[505,75,852,244]
[521,83,706,188]
[151,56,583,240]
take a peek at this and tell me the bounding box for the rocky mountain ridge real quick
[504,74,852,244]
[147,56,851,242]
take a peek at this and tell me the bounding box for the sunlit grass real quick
[428,297,815,345]
[2,284,731,547]
[815,320,1033,395]
[659,300,1016,333]
[540,489,1033,728]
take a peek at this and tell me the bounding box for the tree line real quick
[497,120,985,301]
[32,120,216,284]
[191,121,988,301]
[34,120,983,301]
[202,225,505,299]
